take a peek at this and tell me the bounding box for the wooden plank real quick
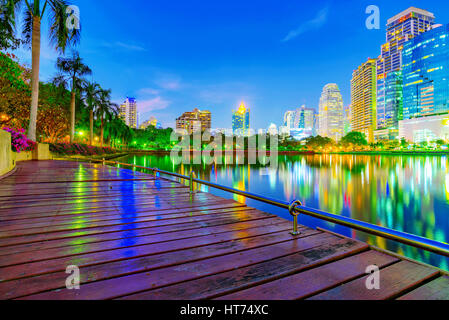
[0,209,271,247]
[217,250,399,300]
[397,276,449,300]
[4,228,315,299]
[0,219,291,267]
[307,260,440,300]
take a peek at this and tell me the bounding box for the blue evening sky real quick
[12,0,449,129]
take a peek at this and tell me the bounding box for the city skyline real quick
[11,1,449,130]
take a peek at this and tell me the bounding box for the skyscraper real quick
[119,97,138,129]
[351,58,377,143]
[318,84,344,141]
[284,111,296,130]
[402,24,449,119]
[232,102,250,136]
[176,108,211,134]
[376,7,435,140]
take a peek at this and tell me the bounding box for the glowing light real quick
[238,102,247,114]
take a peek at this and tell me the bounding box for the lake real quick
[118,153,449,271]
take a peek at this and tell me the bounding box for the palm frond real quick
[47,0,80,53]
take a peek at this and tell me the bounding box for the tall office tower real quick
[119,97,138,129]
[399,24,449,143]
[232,102,250,136]
[176,108,211,134]
[376,7,435,140]
[403,24,449,119]
[351,58,377,143]
[343,105,352,135]
[284,111,296,130]
[318,84,344,141]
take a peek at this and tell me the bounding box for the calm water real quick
[119,153,449,271]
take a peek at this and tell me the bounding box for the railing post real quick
[190,171,196,194]
[102,158,105,166]
[289,200,303,236]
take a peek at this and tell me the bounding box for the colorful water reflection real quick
[120,154,449,271]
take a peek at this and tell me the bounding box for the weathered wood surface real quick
[0,160,447,300]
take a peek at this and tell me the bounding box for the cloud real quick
[138,88,160,95]
[154,75,182,91]
[138,96,171,114]
[282,5,330,42]
[101,41,146,52]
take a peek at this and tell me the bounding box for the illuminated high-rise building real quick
[284,111,296,130]
[232,102,250,136]
[402,24,449,119]
[119,97,138,129]
[376,7,435,140]
[318,84,344,141]
[176,108,211,134]
[351,58,377,143]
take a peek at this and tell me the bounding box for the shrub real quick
[2,127,36,153]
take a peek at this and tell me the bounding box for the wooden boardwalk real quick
[0,160,448,300]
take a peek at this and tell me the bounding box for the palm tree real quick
[4,0,80,141]
[95,89,118,147]
[54,51,91,142]
[82,81,101,145]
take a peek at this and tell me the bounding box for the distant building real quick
[232,102,250,136]
[140,116,160,130]
[351,58,377,143]
[376,7,435,140]
[176,108,211,134]
[344,105,352,135]
[284,111,296,130]
[402,24,449,119]
[119,97,138,129]
[267,123,278,136]
[399,113,449,143]
[318,84,344,141]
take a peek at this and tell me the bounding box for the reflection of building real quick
[140,116,161,130]
[232,103,250,136]
[176,108,211,134]
[351,58,377,143]
[376,7,435,140]
[399,113,449,143]
[344,105,352,135]
[318,84,344,141]
[119,97,138,129]
[403,24,449,120]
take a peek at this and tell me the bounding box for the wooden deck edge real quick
[0,166,17,181]
[317,226,449,277]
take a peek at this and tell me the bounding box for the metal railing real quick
[75,157,449,258]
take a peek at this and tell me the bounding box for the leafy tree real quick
[54,51,91,142]
[305,135,335,150]
[341,131,368,146]
[0,1,21,50]
[82,81,101,145]
[0,52,31,127]
[95,88,118,147]
[3,0,81,141]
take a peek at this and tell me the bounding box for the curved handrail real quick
[77,157,449,258]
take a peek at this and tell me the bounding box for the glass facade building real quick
[402,24,449,119]
[232,103,250,136]
[376,7,435,139]
[318,83,344,142]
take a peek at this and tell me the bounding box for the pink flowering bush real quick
[49,143,116,156]
[2,127,37,153]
